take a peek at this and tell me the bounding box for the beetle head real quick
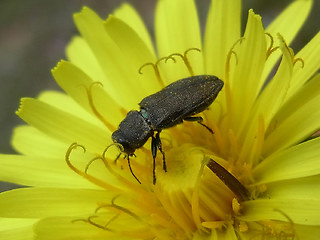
[112,111,153,156]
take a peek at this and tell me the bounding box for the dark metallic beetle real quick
[112,75,224,184]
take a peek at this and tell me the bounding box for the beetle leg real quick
[155,131,167,172]
[113,152,121,163]
[151,131,167,184]
[184,116,214,134]
[151,135,158,184]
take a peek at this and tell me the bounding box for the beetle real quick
[112,75,224,184]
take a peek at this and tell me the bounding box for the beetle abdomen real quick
[139,75,223,129]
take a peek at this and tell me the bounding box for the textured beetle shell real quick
[112,110,153,155]
[139,75,224,130]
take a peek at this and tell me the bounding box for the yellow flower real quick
[1,0,320,239]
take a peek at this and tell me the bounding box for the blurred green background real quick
[0,0,319,191]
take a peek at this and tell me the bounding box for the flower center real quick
[65,48,255,238]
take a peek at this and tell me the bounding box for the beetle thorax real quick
[112,110,153,155]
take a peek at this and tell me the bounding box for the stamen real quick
[83,82,117,132]
[184,48,201,76]
[280,35,305,69]
[223,82,233,128]
[293,58,304,68]
[104,214,121,229]
[166,48,201,76]
[72,197,143,233]
[65,143,121,192]
[256,209,296,240]
[163,55,177,64]
[155,191,194,236]
[101,145,147,191]
[81,142,123,174]
[95,197,141,221]
[206,158,250,201]
[139,61,166,88]
[232,198,240,215]
[225,37,244,81]
[84,156,104,174]
[265,33,279,60]
[191,156,206,230]
[274,208,297,239]
[102,144,141,184]
[201,221,225,229]
[248,115,265,167]
[71,216,114,231]
[210,114,227,155]
[87,216,114,231]
[238,221,248,232]
[102,143,124,157]
[227,129,240,164]
[224,38,243,126]
[139,48,200,91]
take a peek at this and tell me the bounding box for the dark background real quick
[1,0,319,191]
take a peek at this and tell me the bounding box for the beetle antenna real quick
[114,152,121,163]
[101,143,141,184]
[126,155,141,184]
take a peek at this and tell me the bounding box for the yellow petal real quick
[269,73,320,129]
[73,7,142,109]
[243,220,320,240]
[294,225,320,240]
[263,88,320,155]
[252,34,293,128]
[241,199,320,225]
[0,218,36,240]
[264,74,320,154]
[0,188,111,218]
[0,154,98,189]
[204,0,241,78]
[254,137,320,184]
[38,91,105,129]
[289,31,320,98]
[155,0,203,80]
[34,217,110,240]
[11,125,67,157]
[52,60,123,131]
[113,3,154,54]
[34,216,145,240]
[229,10,267,132]
[204,225,238,240]
[16,98,109,153]
[262,0,312,82]
[238,34,293,164]
[104,16,162,94]
[155,0,201,55]
[266,175,320,200]
[266,0,312,42]
[66,36,107,92]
